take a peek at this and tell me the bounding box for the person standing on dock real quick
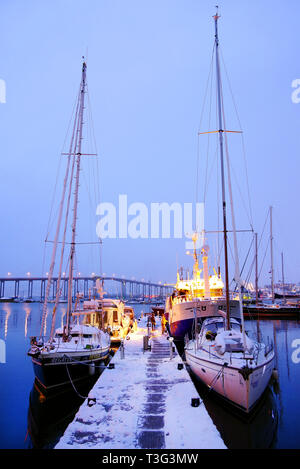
[150,313,156,331]
[161,313,167,334]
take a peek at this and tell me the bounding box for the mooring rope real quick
[65,364,89,399]
[190,362,227,407]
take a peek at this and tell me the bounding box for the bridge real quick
[0,276,173,304]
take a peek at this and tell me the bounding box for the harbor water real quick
[0,302,300,449]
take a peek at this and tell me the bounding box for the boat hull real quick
[168,299,240,341]
[274,293,300,300]
[31,347,109,390]
[185,348,275,413]
[243,305,300,319]
[170,317,194,341]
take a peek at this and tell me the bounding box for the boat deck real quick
[55,318,226,449]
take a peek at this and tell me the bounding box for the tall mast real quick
[192,232,199,279]
[255,232,258,305]
[255,232,261,342]
[214,8,230,330]
[270,206,274,303]
[281,251,285,303]
[65,60,87,338]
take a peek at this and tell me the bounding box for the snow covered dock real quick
[55,319,226,449]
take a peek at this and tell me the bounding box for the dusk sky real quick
[0,0,299,287]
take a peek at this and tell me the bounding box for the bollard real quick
[178,363,183,370]
[120,340,125,359]
[191,397,200,407]
[143,335,150,351]
[108,363,115,369]
[87,393,96,407]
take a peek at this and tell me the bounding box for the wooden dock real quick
[55,319,226,449]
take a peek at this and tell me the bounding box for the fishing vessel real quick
[28,60,110,390]
[185,10,275,413]
[75,279,135,343]
[165,235,240,341]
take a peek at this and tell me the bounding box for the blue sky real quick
[0,0,299,287]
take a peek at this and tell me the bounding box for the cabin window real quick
[203,322,224,335]
[113,310,118,322]
[203,321,240,336]
[201,306,206,311]
[83,334,92,338]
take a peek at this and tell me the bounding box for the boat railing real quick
[34,330,101,351]
[264,337,274,357]
[246,333,274,364]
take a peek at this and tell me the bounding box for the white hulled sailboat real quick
[28,60,110,390]
[185,10,275,413]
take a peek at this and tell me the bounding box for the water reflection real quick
[0,303,68,340]
[283,322,290,380]
[26,372,102,449]
[3,304,12,339]
[24,306,31,338]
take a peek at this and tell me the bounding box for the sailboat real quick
[185,10,275,413]
[28,60,110,390]
[243,208,300,318]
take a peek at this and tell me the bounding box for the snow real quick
[55,316,226,449]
